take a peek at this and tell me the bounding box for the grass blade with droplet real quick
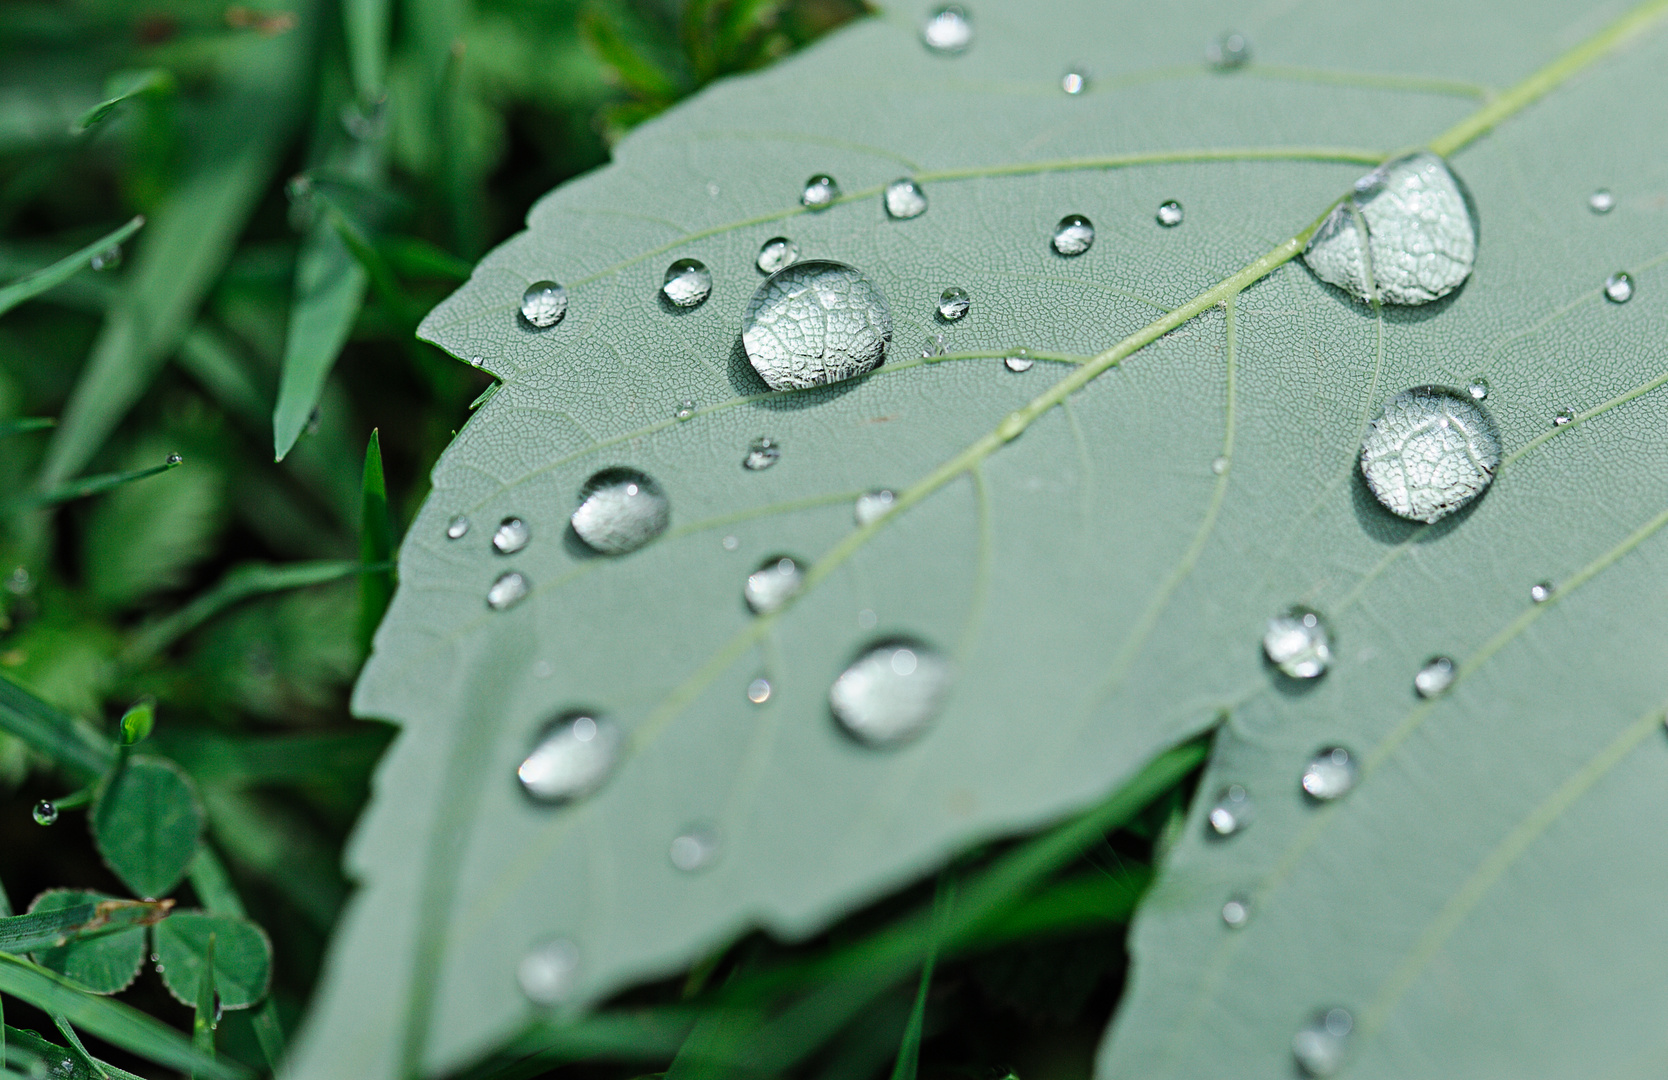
[0,217,143,320]
[30,455,182,508]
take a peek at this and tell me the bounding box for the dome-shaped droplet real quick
[920,334,946,359]
[1414,655,1455,698]
[1605,271,1634,303]
[520,280,568,328]
[884,178,928,220]
[669,824,720,872]
[830,642,952,746]
[1359,386,1500,523]
[91,245,123,271]
[747,677,772,704]
[1293,1008,1354,1077]
[1301,747,1357,801]
[518,713,622,802]
[1467,377,1489,401]
[446,515,470,539]
[1207,784,1253,836]
[801,174,840,210]
[1206,31,1251,69]
[675,399,696,421]
[937,286,970,321]
[1211,455,1229,475]
[487,571,529,611]
[756,237,799,274]
[742,261,893,390]
[743,436,780,471]
[1051,214,1095,256]
[1303,152,1476,306]
[165,452,183,467]
[744,556,804,614]
[571,468,669,555]
[921,4,972,53]
[1061,70,1087,94]
[1552,407,1576,427]
[517,939,579,1005]
[1264,606,1332,679]
[1588,188,1615,214]
[1156,200,1184,227]
[855,489,897,525]
[662,259,712,307]
[493,516,530,555]
[1221,895,1250,928]
[1004,350,1033,372]
[1530,581,1553,603]
[32,799,57,826]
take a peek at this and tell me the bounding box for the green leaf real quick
[92,757,204,899]
[343,0,392,102]
[24,891,147,995]
[153,912,271,1012]
[299,1,1668,1077]
[272,220,368,462]
[0,217,144,320]
[3,892,170,958]
[71,69,174,135]
[360,429,395,650]
[0,672,111,781]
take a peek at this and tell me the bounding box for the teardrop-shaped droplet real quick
[1466,376,1489,401]
[669,824,720,872]
[1004,350,1033,373]
[1051,214,1095,256]
[517,939,580,1004]
[1359,386,1501,523]
[1301,747,1357,801]
[744,556,804,614]
[1293,1008,1354,1077]
[571,468,670,555]
[675,399,696,421]
[1303,152,1476,306]
[493,516,530,555]
[1413,655,1455,698]
[1156,200,1184,227]
[520,280,568,328]
[1588,188,1615,214]
[1263,606,1332,679]
[830,642,952,746]
[487,571,529,610]
[90,245,123,271]
[1207,784,1253,836]
[1061,69,1087,94]
[884,178,928,220]
[446,515,470,539]
[1530,581,1553,603]
[855,489,897,525]
[743,437,780,471]
[1552,407,1576,427]
[920,4,972,53]
[1206,31,1251,69]
[1221,895,1250,928]
[32,799,57,826]
[1605,271,1634,303]
[662,258,712,307]
[742,261,893,390]
[756,237,800,274]
[937,286,970,321]
[518,713,622,802]
[801,174,840,210]
[747,677,772,704]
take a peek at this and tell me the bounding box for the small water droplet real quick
[884,178,928,220]
[744,437,781,471]
[747,677,772,704]
[921,334,947,359]
[1413,655,1455,698]
[1467,376,1489,401]
[32,800,57,826]
[1221,895,1250,928]
[1360,386,1500,523]
[662,259,712,307]
[492,516,530,555]
[469,355,484,367]
[722,534,740,551]
[1301,747,1357,801]
[1263,606,1332,679]
[857,608,878,629]
[1604,271,1634,303]
[520,280,568,328]
[1211,456,1229,475]
[1588,188,1615,214]
[801,174,840,210]
[518,938,580,1005]
[571,468,670,555]
[742,261,892,389]
[669,824,721,872]
[744,556,804,614]
[937,286,970,321]
[487,571,529,610]
[1530,581,1553,603]
[756,236,799,274]
[1552,407,1576,427]
[1004,349,1034,373]
[6,566,31,595]
[706,181,721,198]
[855,489,897,525]
[675,399,696,421]
[446,515,470,539]
[1051,213,1095,256]
[533,660,552,678]
[830,642,952,746]
[164,452,183,466]
[1206,31,1251,69]
[90,245,122,271]
[1156,200,1184,227]
[518,713,622,802]
[1293,1008,1354,1077]
[921,4,972,53]
[1061,69,1087,95]
[1207,784,1253,836]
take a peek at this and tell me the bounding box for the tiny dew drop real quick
[662,259,712,307]
[446,515,470,539]
[1221,895,1250,928]
[517,939,580,1005]
[1207,784,1253,836]
[721,534,740,551]
[1605,271,1634,303]
[90,245,122,271]
[1414,655,1456,698]
[884,178,928,220]
[1530,581,1553,603]
[486,571,529,611]
[492,516,530,555]
[744,556,804,614]
[801,174,840,210]
[830,641,952,746]
[1467,376,1490,401]
[855,489,897,525]
[668,824,720,872]
[1589,188,1616,214]
[1206,31,1251,69]
[937,286,970,321]
[747,677,772,704]
[921,334,947,359]
[742,260,892,389]
[743,437,781,471]
[1211,456,1229,475]
[520,280,568,328]
[518,713,622,802]
[675,399,696,421]
[1301,747,1357,802]
[1552,407,1576,427]
[1004,349,1033,373]
[1263,606,1332,679]
[571,468,670,554]
[1061,69,1088,95]
[1293,1008,1354,1077]
[469,355,484,367]
[1156,200,1184,227]
[33,799,57,826]
[164,452,183,466]
[1360,386,1500,523]
[921,4,972,54]
[756,237,800,274]
[1051,214,1095,256]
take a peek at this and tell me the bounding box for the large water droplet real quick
[669,824,720,872]
[520,280,568,328]
[1530,581,1553,603]
[1414,655,1455,698]
[937,286,970,321]
[743,437,781,471]
[91,245,123,271]
[1303,152,1476,306]
[1588,188,1615,214]
[1359,386,1500,523]
[1051,214,1095,256]
[1156,200,1184,227]
[1301,747,1357,801]
[1605,271,1634,303]
[1207,784,1253,836]
[1293,1008,1354,1077]
[518,713,622,802]
[1206,31,1251,69]
[493,516,531,555]
[801,174,840,210]
[1263,606,1332,679]
[742,261,893,390]
[1221,895,1250,928]
[921,4,972,53]
[446,515,470,540]
[662,259,712,307]
[855,489,896,525]
[487,571,529,611]
[33,799,57,826]
[744,556,804,614]
[1061,69,1088,95]
[747,677,772,704]
[1552,407,1576,427]
[756,237,799,274]
[518,939,580,1005]
[571,468,670,555]
[830,642,952,746]
[884,178,928,220]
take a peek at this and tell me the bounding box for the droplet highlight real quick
[742,261,893,390]
[1051,213,1095,256]
[520,280,568,328]
[446,515,470,540]
[937,286,970,321]
[1605,271,1634,303]
[675,399,696,421]
[1588,188,1615,214]
[669,825,720,872]
[518,713,622,802]
[1552,407,1576,427]
[1293,1008,1354,1077]
[487,571,529,611]
[1263,606,1332,680]
[32,800,57,826]
[1207,784,1253,837]
[920,4,972,54]
[1359,386,1500,523]
[571,468,670,555]
[855,489,897,525]
[884,178,928,220]
[747,677,772,704]
[1413,655,1455,698]
[756,237,800,274]
[1206,31,1251,69]
[1530,581,1553,603]
[744,556,804,614]
[1301,747,1357,802]
[801,174,840,210]
[830,642,952,746]
[518,939,580,1005]
[1466,377,1489,401]
[1156,200,1184,227]
[1221,895,1250,928]
[662,258,712,308]
[1061,70,1087,95]
[743,437,781,471]
[91,245,122,271]
[1004,350,1033,373]
[492,516,530,555]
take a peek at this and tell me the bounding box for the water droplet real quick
[6,566,31,595]
[1303,152,1477,306]
[446,515,470,539]
[1413,655,1455,698]
[921,334,947,359]
[1467,376,1489,401]
[90,245,122,271]
[1552,407,1576,427]
[1293,1008,1354,1077]
[1530,581,1553,603]
[518,939,580,1005]
[747,677,772,704]
[801,174,840,210]
[744,437,781,471]
[571,468,670,555]
[830,642,952,746]
[1263,606,1332,680]
[675,399,696,421]
[756,236,799,274]
[164,452,183,466]
[855,489,897,525]
[937,286,970,321]
[722,534,740,551]
[920,4,972,53]
[469,355,484,367]
[1221,895,1250,928]
[1605,271,1634,303]
[1156,200,1184,227]
[662,259,712,307]
[1004,349,1034,373]
[518,713,622,802]
[533,660,552,678]
[669,824,720,872]
[706,181,721,198]
[487,571,529,611]
[1206,31,1251,69]
[1301,747,1357,802]
[32,800,57,826]
[1211,456,1229,475]
[1051,214,1095,256]
[1061,69,1087,95]
[1588,188,1615,214]
[884,178,928,220]
[492,516,530,555]
[742,261,893,390]
[1359,386,1501,523]
[1207,784,1253,836]
[520,280,568,328]
[857,608,878,629]
[744,556,804,614]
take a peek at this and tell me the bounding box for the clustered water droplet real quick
[747,676,772,703]
[668,824,720,872]
[1359,386,1501,523]
[1061,69,1087,94]
[756,236,800,274]
[1051,214,1095,256]
[1221,895,1250,928]
[1207,784,1253,836]
[937,286,970,321]
[518,713,622,802]
[1293,1008,1354,1077]
[801,174,840,210]
[1156,200,1184,227]
[1413,655,1455,698]
[742,261,893,390]
[1604,271,1634,303]
[33,799,57,826]
[1588,188,1615,214]
[1301,747,1357,801]
[885,178,928,220]
[518,938,580,1005]
[1263,606,1332,679]
[920,4,973,54]
[1206,31,1251,69]
[487,571,529,611]
[744,436,781,471]
[744,556,804,614]
[830,642,952,746]
[446,515,470,539]
[855,489,897,525]
[571,468,671,555]
[493,516,531,555]
[1530,581,1553,603]
[662,258,712,307]
[520,280,568,328]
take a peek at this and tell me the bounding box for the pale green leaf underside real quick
[295,1,1668,1077]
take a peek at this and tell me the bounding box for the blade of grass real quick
[53,1016,111,1080]
[0,899,173,954]
[359,429,394,651]
[0,672,113,781]
[30,455,182,508]
[188,850,286,1070]
[72,70,173,135]
[888,878,949,1080]
[344,0,392,102]
[157,730,391,789]
[273,219,368,461]
[191,933,217,1079]
[0,418,55,437]
[0,217,143,319]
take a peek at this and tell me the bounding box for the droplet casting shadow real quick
[1348,463,1489,547]
[562,524,604,561]
[725,334,874,410]
[1265,658,1327,699]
